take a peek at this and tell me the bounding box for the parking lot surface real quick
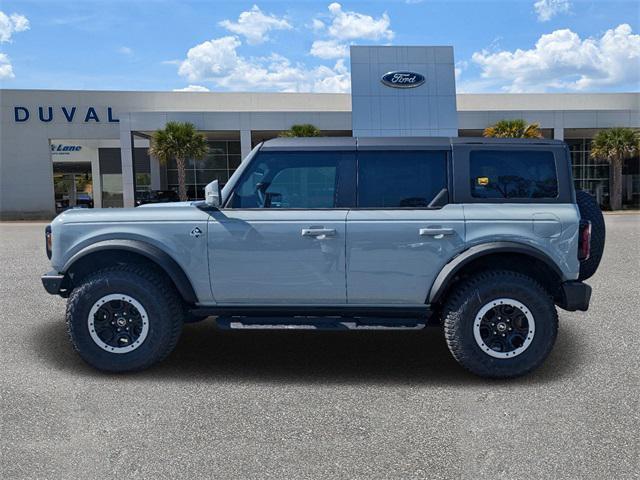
[1,215,638,479]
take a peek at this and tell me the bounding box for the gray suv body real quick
[42,137,602,378]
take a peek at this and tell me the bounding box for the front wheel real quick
[442,270,558,378]
[66,265,184,372]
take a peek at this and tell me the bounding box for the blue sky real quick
[0,0,638,93]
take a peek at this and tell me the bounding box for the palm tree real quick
[149,122,208,202]
[279,124,321,137]
[590,127,640,210]
[483,119,543,139]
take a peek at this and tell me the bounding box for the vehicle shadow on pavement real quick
[35,316,582,386]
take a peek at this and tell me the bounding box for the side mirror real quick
[204,180,221,207]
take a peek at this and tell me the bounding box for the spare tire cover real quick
[575,190,605,280]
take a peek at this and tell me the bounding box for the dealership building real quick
[1,46,639,219]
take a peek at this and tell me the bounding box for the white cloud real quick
[311,58,351,93]
[471,24,640,92]
[173,85,210,92]
[533,0,570,22]
[0,11,29,43]
[0,52,14,79]
[178,36,244,82]
[0,12,28,79]
[177,35,350,93]
[178,4,397,92]
[309,3,393,59]
[118,46,133,55]
[219,5,291,45]
[310,19,325,32]
[310,39,348,59]
[325,3,393,41]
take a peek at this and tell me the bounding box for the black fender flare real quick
[428,241,564,304]
[62,239,198,304]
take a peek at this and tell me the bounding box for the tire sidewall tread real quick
[442,270,558,379]
[66,265,184,372]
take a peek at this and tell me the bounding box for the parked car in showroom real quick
[42,137,605,378]
[54,192,93,212]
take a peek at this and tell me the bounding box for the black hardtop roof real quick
[260,136,565,151]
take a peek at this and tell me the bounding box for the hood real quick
[53,202,210,225]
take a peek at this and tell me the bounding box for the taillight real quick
[45,225,52,259]
[578,220,591,261]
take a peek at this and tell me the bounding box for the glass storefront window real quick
[99,148,124,208]
[101,174,123,208]
[133,147,152,196]
[166,140,240,200]
[136,173,151,192]
[567,138,610,208]
[53,167,94,213]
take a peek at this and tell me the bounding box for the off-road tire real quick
[576,190,605,281]
[66,265,184,372]
[442,270,558,379]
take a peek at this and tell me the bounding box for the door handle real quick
[301,228,336,238]
[419,227,455,236]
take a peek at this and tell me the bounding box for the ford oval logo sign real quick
[381,71,425,89]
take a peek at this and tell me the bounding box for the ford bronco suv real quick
[42,137,605,378]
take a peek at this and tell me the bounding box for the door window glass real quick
[470,150,558,199]
[229,152,341,208]
[357,151,447,208]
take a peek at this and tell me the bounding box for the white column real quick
[119,116,135,208]
[91,149,102,208]
[240,129,252,161]
[554,127,564,141]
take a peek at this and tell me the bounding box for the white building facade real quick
[1,46,638,219]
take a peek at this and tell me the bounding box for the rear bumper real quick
[41,271,67,296]
[557,281,591,312]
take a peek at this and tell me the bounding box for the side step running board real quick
[191,305,432,319]
[215,317,427,331]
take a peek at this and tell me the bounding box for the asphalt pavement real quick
[1,215,638,479]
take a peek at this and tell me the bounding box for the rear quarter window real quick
[470,150,558,199]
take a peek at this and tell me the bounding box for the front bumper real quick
[557,281,591,312]
[41,271,67,296]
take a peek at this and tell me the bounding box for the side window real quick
[470,150,558,199]
[357,151,447,208]
[228,151,342,208]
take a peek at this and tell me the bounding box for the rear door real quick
[346,149,465,304]
[208,149,355,304]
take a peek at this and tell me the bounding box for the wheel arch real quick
[429,242,565,305]
[61,239,198,304]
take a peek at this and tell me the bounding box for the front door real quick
[208,150,354,304]
[346,150,465,304]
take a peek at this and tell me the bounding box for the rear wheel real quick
[442,270,558,378]
[66,265,184,372]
